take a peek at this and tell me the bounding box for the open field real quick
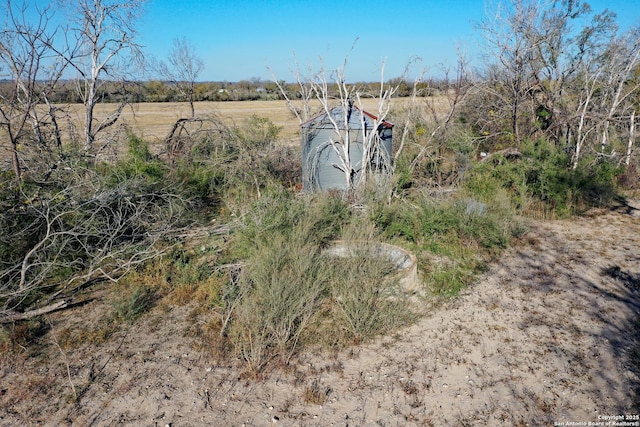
[56,97,439,147]
[118,100,303,144]
[0,96,447,164]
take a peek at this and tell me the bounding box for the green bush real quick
[173,115,299,213]
[371,201,419,242]
[463,139,621,217]
[111,284,159,323]
[327,252,413,344]
[427,263,476,297]
[101,132,166,188]
[171,159,224,205]
[222,190,346,371]
[374,193,516,253]
[229,188,348,259]
[233,114,282,148]
[370,187,522,297]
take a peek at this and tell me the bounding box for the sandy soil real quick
[1,201,639,426]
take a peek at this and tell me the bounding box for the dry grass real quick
[53,97,435,146]
[50,101,299,146]
[52,101,262,146]
[1,95,448,170]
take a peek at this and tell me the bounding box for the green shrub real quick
[233,114,282,148]
[327,252,414,344]
[463,139,621,217]
[111,284,159,323]
[101,132,166,188]
[229,189,348,259]
[371,201,419,242]
[171,159,224,205]
[370,188,522,297]
[174,116,299,212]
[392,157,413,192]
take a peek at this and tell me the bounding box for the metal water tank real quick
[301,105,392,192]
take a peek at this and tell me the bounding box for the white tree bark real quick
[626,111,636,167]
[61,0,145,152]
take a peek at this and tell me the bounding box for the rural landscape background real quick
[1,0,639,425]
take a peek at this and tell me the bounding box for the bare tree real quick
[568,23,640,168]
[626,110,636,167]
[0,0,70,187]
[531,0,600,143]
[392,69,426,163]
[311,61,397,192]
[158,37,207,160]
[403,55,472,185]
[596,28,640,153]
[160,37,204,119]
[60,0,146,152]
[573,58,602,168]
[477,0,640,169]
[268,53,315,124]
[477,0,541,144]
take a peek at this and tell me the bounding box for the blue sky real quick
[137,0,639,82]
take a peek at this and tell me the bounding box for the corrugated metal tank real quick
[301,105,393,192]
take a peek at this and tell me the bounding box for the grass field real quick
[58,99,386,146]
[59,97,438,147]
[0,96,447,165]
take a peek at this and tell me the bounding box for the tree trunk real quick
[85,80,95,151]
[626,111,636,167]
[512,90,520,144]
[600,119,610,153]
[44,98,63,156]
[11,142,21,187]
[1,300,69,323]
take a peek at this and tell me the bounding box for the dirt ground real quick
[1,200,639,426]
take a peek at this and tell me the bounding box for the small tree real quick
[477,0,541,145]
[160,37,204,119]
[0,0,71,187]
[158,37,207,160]
[61,0,146,152]
[401,54,472,186]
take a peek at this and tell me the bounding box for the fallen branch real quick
[1,300,69,323]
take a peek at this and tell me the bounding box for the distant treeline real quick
[0,78,435,104]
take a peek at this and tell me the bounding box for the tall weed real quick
[222,191,348,371]
[220,189,421,372]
